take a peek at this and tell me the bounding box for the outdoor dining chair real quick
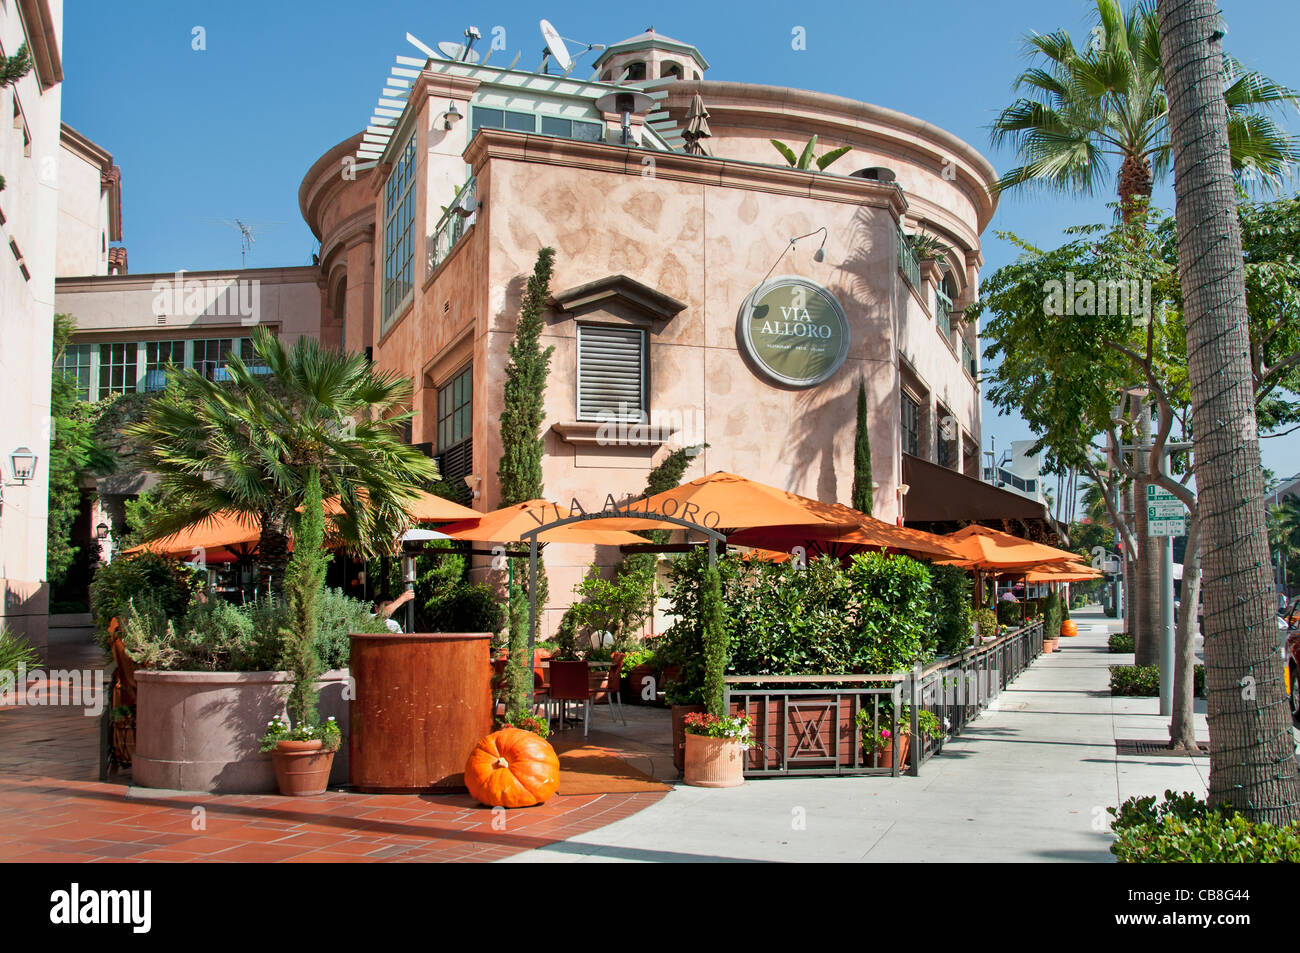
[589,652,628,726]
[491,658,549,720]
[548,660,593,736]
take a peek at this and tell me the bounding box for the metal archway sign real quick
[519,511,727,653]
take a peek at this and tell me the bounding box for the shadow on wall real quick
[3,579,50,661]
[784,205,888,505]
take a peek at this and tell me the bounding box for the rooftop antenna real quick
[200,218,285,267]
[506,50,522,71]
[405,32,440,60]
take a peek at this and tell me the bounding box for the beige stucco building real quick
[294,28,999,632]
[0,0,63,655]
[52,27,1002,635]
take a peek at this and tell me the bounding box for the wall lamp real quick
[9,446,37,484]
[442,102,462,131]
[95,522,110,540]
[761,226,828,282]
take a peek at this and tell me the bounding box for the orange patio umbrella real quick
[1015,561,1103,583]
[437,499,652,546]
[618,471,859,533]
[321,488,481,524]
[937,524,1079,571]
[123,510,262,562]
[729,500,960,561]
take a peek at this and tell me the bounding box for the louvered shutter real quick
[578,326,645,420]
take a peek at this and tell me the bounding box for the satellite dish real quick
[437,41,480,64]
[539,19,572,72]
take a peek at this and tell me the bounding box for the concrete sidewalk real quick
[504,605,1211,863]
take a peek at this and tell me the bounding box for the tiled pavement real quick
[0,627,665,863]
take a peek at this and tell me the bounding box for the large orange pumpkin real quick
[464,727,560,808]
[1061,619,1078,638]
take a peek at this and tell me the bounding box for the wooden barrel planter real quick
[348,633,493,793]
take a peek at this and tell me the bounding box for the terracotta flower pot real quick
[670,704,705,772]
[271,739,336,796]
[683,733,746,788]
[869,732,912,770]
[1043,638,1059,653]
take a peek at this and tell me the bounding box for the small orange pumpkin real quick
[464,727,560,808]
[1061,619,1078,638]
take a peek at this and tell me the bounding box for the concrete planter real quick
[133,668,350,793]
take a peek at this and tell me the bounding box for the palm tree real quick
[126,328,438,590]
[991,0,1299,220]
[1158,0,1300,824]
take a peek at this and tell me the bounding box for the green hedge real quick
[1108,631,1135,653]
[1110,790,1300,862]
[1109,663,1205,697]
[930,564,974,655]
[658,549,934,701]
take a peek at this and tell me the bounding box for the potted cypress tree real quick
[682,561,752,787]
[258,469,340,796]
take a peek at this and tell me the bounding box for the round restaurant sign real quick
[737,276,850,387]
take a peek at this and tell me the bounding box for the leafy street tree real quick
[978,189,1300,752]
[1158,0,1300,822]
[990,0,1300,662]
[126,327,437,592]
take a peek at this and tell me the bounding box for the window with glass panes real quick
[470,107,536,137]
[192,339,234,380]
[436,365,473,482]
[936,404,955,468]
[539,115,603,141]
[144,341,185,392]
[56,343,93,401]
[98,342,138,398]
[901,391,921,457]
[382,132,417,328]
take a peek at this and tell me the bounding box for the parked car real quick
[1285,627,1300,726]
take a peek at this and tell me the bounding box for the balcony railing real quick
[962,339,976,377]
[897,226,921,292]
[426,176,477,279]
[935,286,952,339]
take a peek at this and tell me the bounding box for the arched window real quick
[625,61,647,81]
[660,60,683,80]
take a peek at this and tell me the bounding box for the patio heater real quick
[398,528,452,633]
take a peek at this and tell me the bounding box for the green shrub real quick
[1043,591,1062,640]
[316,587,389,668]
[424,583,506,636]
[173,598,267,671]
[1108,631,1135,653]
[1109,790,1300,862]
[658,549,934,701]
[0,624,41,675]
[975,608,998,640]
[90,552,203,642]
[118,592,180,670]
[996,600,1023,625]
[929,563,974,656]
[1109,663,1205,697]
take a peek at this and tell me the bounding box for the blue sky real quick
[61,0,1300,483]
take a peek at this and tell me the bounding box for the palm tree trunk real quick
[256,510,290,597]
[1118,154,1154,223]
[1169,516,1201,750]
[1158,0,1300,823]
